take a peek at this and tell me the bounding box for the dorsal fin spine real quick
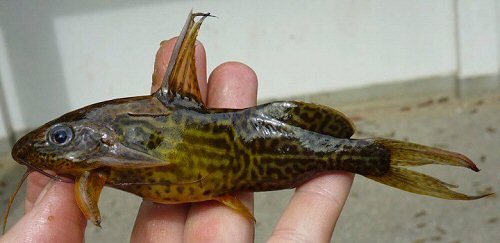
[157,11,212,106]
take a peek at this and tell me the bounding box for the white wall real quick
[0,0,499,138]
[0,26,25,134]
[50,0,460,107]
[457,0,499,78]
[0,106,7,141]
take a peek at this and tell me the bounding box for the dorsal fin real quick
[156,10,212,105]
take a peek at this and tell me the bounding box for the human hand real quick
[133,38,355,242]
[0,38,353,243]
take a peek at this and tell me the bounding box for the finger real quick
[131,37,208,242]
[1,181,86,242]
[206,62,258,109]
[130,201,189,243]
[25,172,52,213]
[151,38,208,103]
[184,62,257,242]
[269,172,354,243]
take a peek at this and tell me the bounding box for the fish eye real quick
[48,125,74,146]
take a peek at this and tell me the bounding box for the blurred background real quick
[0,1,499,242]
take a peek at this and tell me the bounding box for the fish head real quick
[11,96,170,177]
[11,105,112,176]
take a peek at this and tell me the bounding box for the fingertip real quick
[207,62,258,108]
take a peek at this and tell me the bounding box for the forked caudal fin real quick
[364,139,494,200]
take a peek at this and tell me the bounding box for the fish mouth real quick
[16,158,73,183]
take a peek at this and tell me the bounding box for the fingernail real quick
[34,180,55,206]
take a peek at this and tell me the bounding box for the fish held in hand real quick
[4,11,492,230]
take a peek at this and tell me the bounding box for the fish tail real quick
[363,138,493,200]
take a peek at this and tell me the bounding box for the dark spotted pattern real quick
[11,95,391,204]
[101,99,390,202]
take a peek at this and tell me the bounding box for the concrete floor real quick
[0,84,499,242]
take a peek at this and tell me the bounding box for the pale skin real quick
[1,38,354,243]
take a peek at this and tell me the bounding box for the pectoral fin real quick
[157,10,213,105]
[215,195,256,223]
[91,142,172,168]
[74,170,109,227]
